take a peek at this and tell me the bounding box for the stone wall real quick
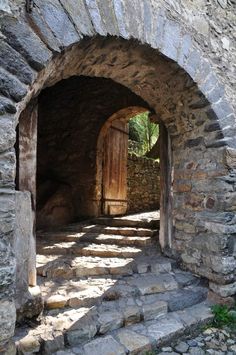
[127,154,160,213]
[0,0,235,349]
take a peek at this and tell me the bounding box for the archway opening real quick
[13,37,227,327]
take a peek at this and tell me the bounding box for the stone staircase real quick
[14,212,213,355]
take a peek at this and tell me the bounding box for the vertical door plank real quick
[102,119,128,215]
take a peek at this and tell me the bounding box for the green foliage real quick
[211,304,236,329]
[129,112,159,157]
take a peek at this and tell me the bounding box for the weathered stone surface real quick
[146,314,184,343]
[162,20,181,61]
[115,329,151,354]
[83,335,126,355]
[26,7,61,53]
[17,335,41,354]
[142,300,168,321]
[122,305,140,325]
[0,299,16,343]
[209,281,236,297]
[0,97,16,115]
[128,274,178,295]
[16,286,43,321]
[66,320,97,346]
[1,15,52,71]
[59,0,94,36]
[0,69,27,102]
[0,41,35,85]
[0,117,16,152]
[98,311,123,334]
[46,295,67,310]
[41,333,64,355]
[35,0,80,47]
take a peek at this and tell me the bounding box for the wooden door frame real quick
[159,123,173,251]
[96,106,149,216]
[17,98,38,287]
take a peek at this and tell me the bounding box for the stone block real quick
[0,97,16,116]
[143,0,153,43]
[83,335,126,355]
[0,41,35,85]
[162,20,181,61]
[113,0,129,38]
[115,329,152,355]
[67,320,97,346]
[204,255,236,275]
[17,335,40,354]
[45,295,67,310]
[209,281,236,297]
[0,191,15,234]
[0,149,16,188]
[122,305,141,325]
[98,311,123,334]
[26,8,61,53]
[34,0,80,47]
[0,299,16,343]
[142,300,168,321]
[85,0,106,36]
[206,84,225,104]
[1,15,52,71]
[60,0,94,36]
[146,314,184,343]
[207,290,235,308]
[124,0,144,40]
[180,302,213,324]
[178,33,192,67]
[155,12,166,49]
[41,333,64,355]
[0,116,15,153]
[128,274,178,295]
[0,69,27,102]
[212,99,234,121]
[174,271,199,287]
[96,0,119,36]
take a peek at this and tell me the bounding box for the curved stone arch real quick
[0,1,235,349]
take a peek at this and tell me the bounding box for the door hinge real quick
[26,0,34,13]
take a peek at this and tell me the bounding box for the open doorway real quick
[98,109,161,217]
[15,75,172,321]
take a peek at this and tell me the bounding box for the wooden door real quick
[102,119,128,216]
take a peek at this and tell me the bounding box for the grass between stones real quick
[210,304,236,330]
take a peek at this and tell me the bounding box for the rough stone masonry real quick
[0,0,235,352]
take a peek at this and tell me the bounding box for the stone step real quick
[38,271,200,311]
[37,241,143,258]
[81,225,158,237]
[94,211,160,229]
[37,254,174,279]
[39,274,174,310]
[37,232,153,247]
[15,301,213,355]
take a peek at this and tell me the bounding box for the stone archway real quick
[0,1,235,350]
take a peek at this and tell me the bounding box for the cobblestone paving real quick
[157,327,236,355]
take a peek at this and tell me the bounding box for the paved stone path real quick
[14,212,214,354]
